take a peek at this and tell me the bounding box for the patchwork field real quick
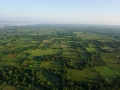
[101,53,120,73]
[0,25,120,89]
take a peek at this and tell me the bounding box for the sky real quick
[0,0,120,25]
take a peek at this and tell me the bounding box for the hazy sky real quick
[0,0,120,25]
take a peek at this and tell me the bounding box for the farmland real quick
[94,66,119,80]
[68,68,102,81]
[0,25,120,89]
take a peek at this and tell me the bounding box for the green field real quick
[40,61,62,69]
[30,48,62,56]
[94,66,119,80]
[68,68,102,81]
[101,53,120,73]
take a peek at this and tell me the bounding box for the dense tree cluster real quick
[61,78,120,90]
[33,55,63,62]
[0,67,58,90]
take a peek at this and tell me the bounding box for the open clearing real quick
[40,61,62,69]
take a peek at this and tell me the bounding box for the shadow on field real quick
[84,77,102,82]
